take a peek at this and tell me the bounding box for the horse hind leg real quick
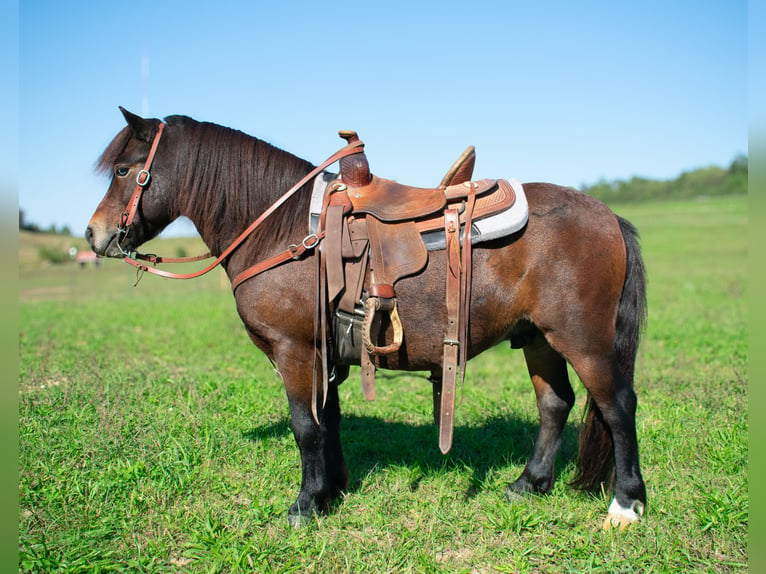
[507,334,574,498]
[571,216,647,529]
[569,351,646,530]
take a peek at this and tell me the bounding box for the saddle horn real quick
[338,131,372,187]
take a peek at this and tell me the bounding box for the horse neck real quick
[169,121,316,263]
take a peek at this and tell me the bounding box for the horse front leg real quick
[282,362,349,527]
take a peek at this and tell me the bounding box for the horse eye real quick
[115,166,129,177]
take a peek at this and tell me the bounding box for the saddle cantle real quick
[314,131,529,453]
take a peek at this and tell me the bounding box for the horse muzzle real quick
[85,221,131,258]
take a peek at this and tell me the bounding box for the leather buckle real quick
[302,234,320,250]
[287,234,321,260]
[136,169,151,186]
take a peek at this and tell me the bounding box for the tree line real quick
[19,209,72,236]
[581,154,747,204]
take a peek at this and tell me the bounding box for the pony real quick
[87,108,647,529]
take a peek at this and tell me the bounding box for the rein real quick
[117,125,364,288]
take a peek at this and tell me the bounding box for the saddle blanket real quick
[309,172,529,250]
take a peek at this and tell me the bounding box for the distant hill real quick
[581,154,747,204]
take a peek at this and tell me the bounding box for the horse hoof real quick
[504,489,527,505]
[287,512,310,528]
[602,498,645,530]
[504,475,548,503]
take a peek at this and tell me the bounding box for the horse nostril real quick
[85,226,94,245]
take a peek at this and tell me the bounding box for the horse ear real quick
[119,106,158,143]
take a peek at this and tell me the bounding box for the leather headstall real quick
[117,122,165,248]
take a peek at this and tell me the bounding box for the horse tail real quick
[572,215,647,491]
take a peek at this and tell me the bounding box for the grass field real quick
[19,196,747,572]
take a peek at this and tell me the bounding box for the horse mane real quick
[96,114,317,256]
[164,115,316,254]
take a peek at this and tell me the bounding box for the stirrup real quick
[361,296,403,355]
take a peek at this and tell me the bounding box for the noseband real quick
[114,124,365,286]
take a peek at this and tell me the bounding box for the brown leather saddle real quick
[316,131,518,453]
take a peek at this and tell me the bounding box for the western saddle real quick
[316,131,519,453]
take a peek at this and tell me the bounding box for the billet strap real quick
[440,207,461,454]
[123,139,365,284]
[323,204,347,301]
[313,232,330,423]
[438,184,478,454]
[459,185,477,387]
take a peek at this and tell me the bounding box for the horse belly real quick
[376,244,525,371]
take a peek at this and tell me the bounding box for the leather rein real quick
[115,123,365,289]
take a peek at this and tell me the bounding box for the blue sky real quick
[18,0,747,237]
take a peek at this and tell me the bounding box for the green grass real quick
[19,196,747,572]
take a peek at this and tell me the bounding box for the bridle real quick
[117,122,166,238]
[113,123,365,288]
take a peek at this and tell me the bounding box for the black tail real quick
[572,216,647,491]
